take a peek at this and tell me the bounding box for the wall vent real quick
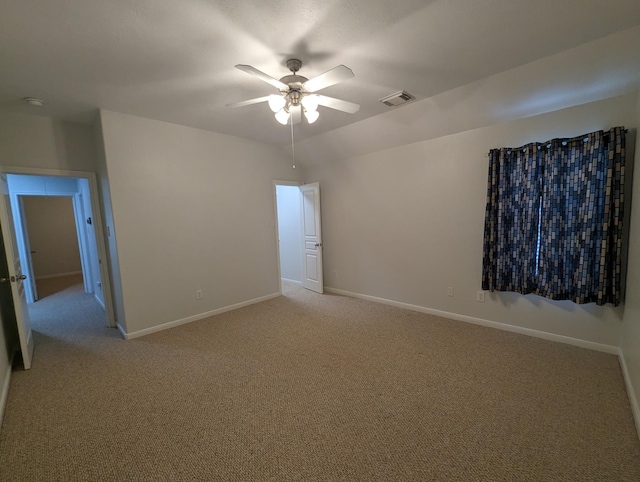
[379,90,414,107]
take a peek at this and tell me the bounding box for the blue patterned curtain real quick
[537,127,626,305]
[482,143,542,294]
[482,127,626,306]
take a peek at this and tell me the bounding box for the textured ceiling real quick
[2,0,640,147]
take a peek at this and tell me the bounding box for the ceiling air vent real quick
[379,90,414,107]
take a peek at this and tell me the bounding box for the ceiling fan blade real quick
[290,105,302,125]
[316,95,360,114]
[226,96,271,108]
[235,64,288,90]
[303,65,354,93]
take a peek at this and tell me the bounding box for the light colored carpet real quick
[0,280,639,481]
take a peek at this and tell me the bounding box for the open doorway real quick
[21,195,83,299]
[0,167,115,369]
[274,181,324,294]
[275,184,303,287]
[5,172,113,333]
[8,175,105,306]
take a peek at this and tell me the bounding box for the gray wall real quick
[0,113,98,172]
[98,110,304,335]
[306,93,637,348]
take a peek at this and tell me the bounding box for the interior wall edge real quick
[93,110,126,330]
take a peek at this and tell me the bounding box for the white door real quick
[300,182,323,293]
[0,174,34,369]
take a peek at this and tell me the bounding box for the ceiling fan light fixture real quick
[304,109,319,124]
[301,94,319,112]
[275,108,290,125]
[268,94,286,113]
[229,59,359,129]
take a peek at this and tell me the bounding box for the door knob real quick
[0,275,25,282]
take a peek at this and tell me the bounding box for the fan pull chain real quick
[290,113,296,169]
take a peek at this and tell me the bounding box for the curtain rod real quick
[485,128,629,156]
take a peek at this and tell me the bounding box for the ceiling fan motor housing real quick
[280,59,307,94]
[278,75,308,92]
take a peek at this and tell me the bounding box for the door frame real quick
[0,165,116,328]
[13,191,91,302]
[72,191,94,295]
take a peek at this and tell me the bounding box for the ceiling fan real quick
[227,59,360,125]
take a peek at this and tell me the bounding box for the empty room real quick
[1,1,640,480]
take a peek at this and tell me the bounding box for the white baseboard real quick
[325,287,619,355]
[121,292,282,340]
[94,295,105,311]
[35,271,82,280]
[618,349,640,440]
[281,278,302,285]
[0,361,11,430]
[117,323,127,340]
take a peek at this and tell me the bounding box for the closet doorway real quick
[273,181,324,294]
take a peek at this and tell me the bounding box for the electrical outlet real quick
[476,291,485,302]
[196,289,203,300]
[446,287,454,297]
[334,270,338,277]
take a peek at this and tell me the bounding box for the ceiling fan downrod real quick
[290,114,295,169]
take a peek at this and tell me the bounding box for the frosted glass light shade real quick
[304,109,319,124]
[268,95,286,113]
[301,94,319,112]
[275,109,290,125]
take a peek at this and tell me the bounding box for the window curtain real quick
[481,127,626,306]
[481,143,542,294]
